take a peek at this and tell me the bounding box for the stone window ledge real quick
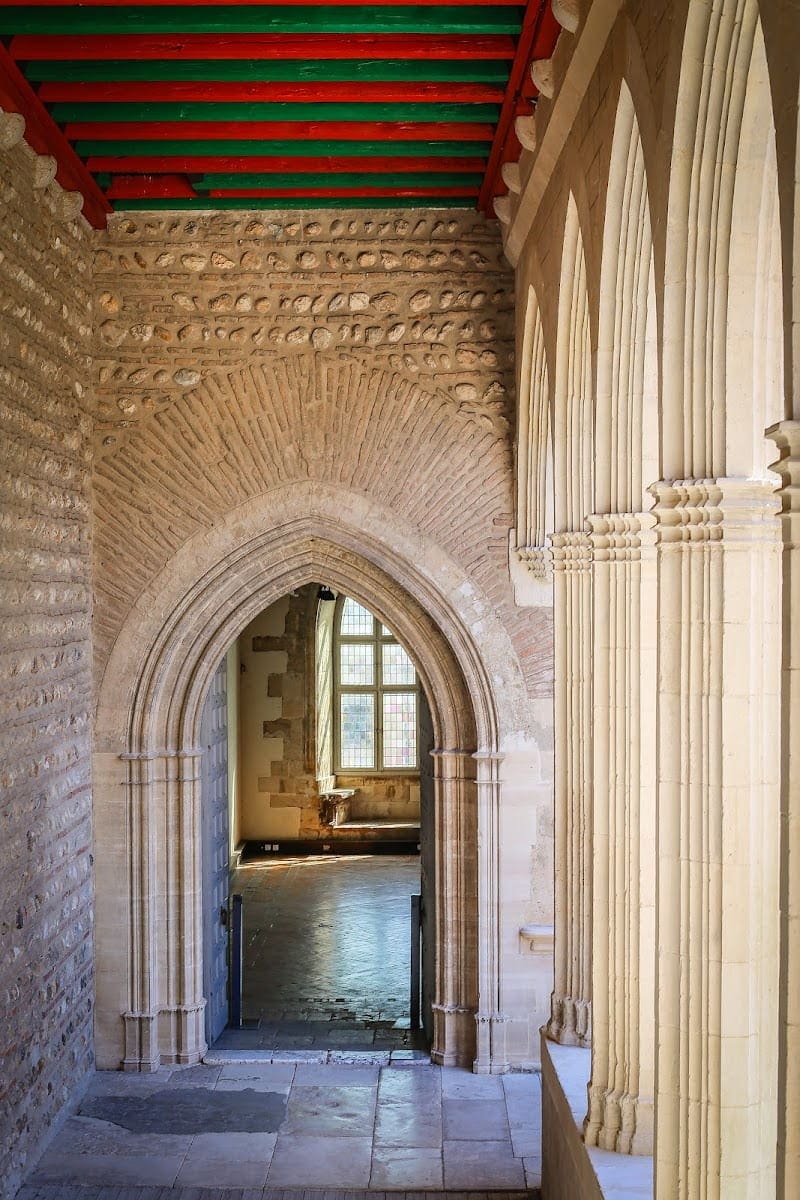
[542,1037,654,1199]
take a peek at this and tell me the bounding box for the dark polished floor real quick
[218,854,427,1052]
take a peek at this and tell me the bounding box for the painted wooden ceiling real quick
[0,0,560,227]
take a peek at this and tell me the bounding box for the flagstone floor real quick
[20,1059,542,1196]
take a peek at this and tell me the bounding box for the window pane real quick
[382,693,417,768]
[380,624,393,638]
[340,642,374,686]
[341,598,374,636]
[382,642,415,686]
[340,693,375,768]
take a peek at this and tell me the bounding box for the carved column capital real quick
[586,511,657,561]
[649,477,780,545]
[551,529,593,572]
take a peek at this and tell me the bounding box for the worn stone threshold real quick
[18,1188,538,1200]
[204,1048,430,1066]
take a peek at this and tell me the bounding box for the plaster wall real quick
[0,132,95,1196]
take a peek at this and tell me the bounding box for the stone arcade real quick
[2,2,800,1199]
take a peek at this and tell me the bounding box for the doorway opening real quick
[200,584,435,1054]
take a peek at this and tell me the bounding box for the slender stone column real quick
[121,751,160,1072]
[473,750,509,1074]
[584,512,656,1154]
[121,747,207,1071]
[430,748,478,1068]
[546,530,593,1048]
[651,478,781,1199]
[767,422,800,1200]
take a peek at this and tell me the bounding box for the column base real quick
[546,994,591,1047]
[122,1011,161,1072]
[431,1003,475,1067]
[473,1011,510,1074]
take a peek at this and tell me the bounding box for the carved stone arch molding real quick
[93,481,542,1076]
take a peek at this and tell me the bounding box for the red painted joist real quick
[39,80,505,104]
[11,33,516,62]
[477,0,559,213]
[209,186,479,197]
[4,0,520,6]
[65,119,496,141]
[0,43,110,227]
[106,174,198,198]
[87,153,485,172]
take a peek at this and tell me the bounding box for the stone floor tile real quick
[32,1153,185,1187]
[281,1084,377,1138]
[442,1141,526,1190]
[38,1117,193,1159]
[522,1156,542,1187]
[184,1131,278,1162]
[372,1101,442,1148]
[442,1099,510,1141]
[167,1065,224,1088]
[369,1146,444,1189]
[293,1064,379,1088]
[378,1066,441,1104]
[440,1069,505,1100]
[175,1156,270,1188]
[510,1128,540,1158]
[266,1135,373,1188]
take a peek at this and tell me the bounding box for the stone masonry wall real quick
[90,208,553,712]
[0,133,95,1197]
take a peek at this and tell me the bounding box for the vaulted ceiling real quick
[0,0,560,226]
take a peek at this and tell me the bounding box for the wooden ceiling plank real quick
[9,33,518,62]
[75,137,492,157]
[207,185,480,197]
[38,80,507,104]
[51,100,502,122]
[86,153,488,172]
[0,42,110,226]
[114,196,476,208]
[0,7,525,37]
[64,119,498,141]
[195,170,485,187]
[25,58,510,83]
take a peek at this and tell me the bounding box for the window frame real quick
[333,595,420,775]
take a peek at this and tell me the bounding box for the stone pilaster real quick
[767,422,800,1200]
[584,512,656,1155]
[120,747,207,1071]
[546,531,593,1048]
[651,478,781,1199]
[473,750,510,1074]
[430,748,478,1068]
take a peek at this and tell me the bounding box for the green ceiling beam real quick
[0,7,524,36]
[25,58,510,84]
[194,170,484,189]
[74,138,491,158]
[51,100,501,123]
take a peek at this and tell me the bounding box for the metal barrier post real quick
[230,892,243,1029]
[410,893,421,1030]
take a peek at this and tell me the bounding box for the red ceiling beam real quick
[64,119,496,141]
[39,79,505,104]
[88,153,485,173]
[9,32,515,61]
[0,43,110,227]
[477,0,560,214]
[10,33,516,62]
[3,0,519,6]
[106,173,198,198]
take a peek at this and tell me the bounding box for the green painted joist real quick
[51,100,501,123]
[194,171,484,188]
[0,7,524,36]
[25,59,510,85]
[113,197,477,210]
[75,138,492,158]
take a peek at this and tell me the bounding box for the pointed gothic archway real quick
[92,481,540,1075]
